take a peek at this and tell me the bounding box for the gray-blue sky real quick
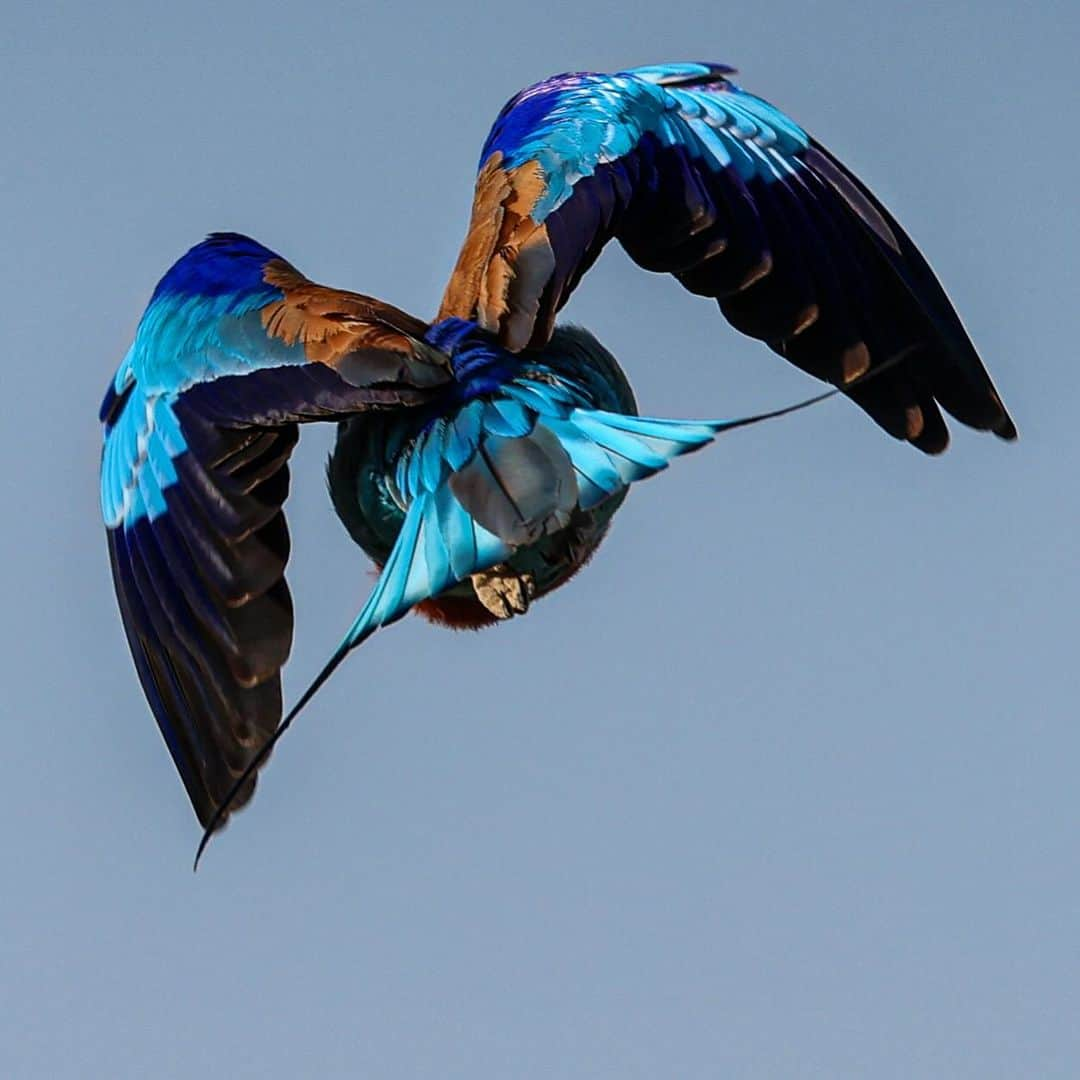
[4,2,1078,1076]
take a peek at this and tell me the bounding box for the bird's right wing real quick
[101,233,451,830]
[439,62,1015,452]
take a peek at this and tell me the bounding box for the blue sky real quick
[4,2,1078,1076]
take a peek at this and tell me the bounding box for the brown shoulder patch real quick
[260,263,436,371]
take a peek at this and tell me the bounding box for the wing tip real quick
[992,411,1019,442]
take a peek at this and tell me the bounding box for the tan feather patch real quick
[439,155,555,351]
[260,259,439,373]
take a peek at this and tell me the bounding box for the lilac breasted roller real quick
[98,63,1015,860]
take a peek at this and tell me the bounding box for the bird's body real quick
[328,322,639,628]
[99,63,1016,854]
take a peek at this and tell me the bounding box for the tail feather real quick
[549,408,732,504]
[541,417,625,509]
[569,412,678,473]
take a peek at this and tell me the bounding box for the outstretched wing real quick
[101,233,450,829]
[439,63,1015,452]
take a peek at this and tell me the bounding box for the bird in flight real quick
[98,62,1015,863]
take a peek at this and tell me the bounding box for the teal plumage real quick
[98,63,1017,858]
[328,326,638,630]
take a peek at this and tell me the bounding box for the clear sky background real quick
[4,2,1078,1076]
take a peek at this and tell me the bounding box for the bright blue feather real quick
[150,232,282,303]
[480,65,810,222]
[100,237,312,528]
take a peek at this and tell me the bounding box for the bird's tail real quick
[546,385,837,509]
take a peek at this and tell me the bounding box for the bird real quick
[98,62,1015,861]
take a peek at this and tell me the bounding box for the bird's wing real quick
[100,233,451,829]
[438,62,1015,452]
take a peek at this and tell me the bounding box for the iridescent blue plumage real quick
[101,235,306,528]
[424,317,517,398]
[150,233,282,302]
[481,64,809,222]
[100,62,1017,859]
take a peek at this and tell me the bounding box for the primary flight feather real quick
[98,63,1015,853]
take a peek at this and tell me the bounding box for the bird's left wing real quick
[101,233,450,829]
[439,63,1015,452]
